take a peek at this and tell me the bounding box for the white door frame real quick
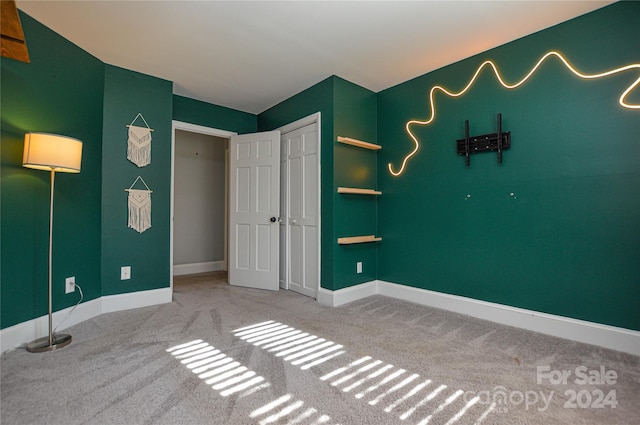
[277,112,321,297]
[170,114,320,298]
[170,120,237,292]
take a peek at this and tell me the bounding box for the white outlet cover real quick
[121,266,131,280]
[357,262,363,274]
[65,277,75,294]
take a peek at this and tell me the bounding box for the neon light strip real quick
[388,51,640,176]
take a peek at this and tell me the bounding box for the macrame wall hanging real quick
[125,176,152,233]
[126,113,154,167]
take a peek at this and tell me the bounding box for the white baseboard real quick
[0,287,172,354]
[102,287,173,313]
[318,280,640,356]
[173,261,225,276]
[317,281,378,307]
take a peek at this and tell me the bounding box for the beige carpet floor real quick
[1,271,638,424]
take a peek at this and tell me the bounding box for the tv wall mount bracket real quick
[456,113,511,166]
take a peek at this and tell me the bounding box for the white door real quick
[229,131,280,290]
[281,123,319,298]
[279,139,288,289]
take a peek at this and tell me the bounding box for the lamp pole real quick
[47,169,55,347]
[23,132,82,353]
[26,167,72,352]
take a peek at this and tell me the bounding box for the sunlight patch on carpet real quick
[167,339,269,398]
[167,339,340,425]
[233,322,497,424]
[233,321,345,370]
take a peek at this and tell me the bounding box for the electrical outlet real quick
[65,276,76,294]
[121,266,131,280]
[357,262,363,274]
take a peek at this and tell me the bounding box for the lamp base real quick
[26,333,72,353]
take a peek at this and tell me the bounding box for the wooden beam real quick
[1,0,30,63]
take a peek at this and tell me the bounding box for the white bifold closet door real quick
[280,123,319,298]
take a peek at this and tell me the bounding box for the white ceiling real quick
[17,0,614,114]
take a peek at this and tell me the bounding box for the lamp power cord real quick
[52,283,84,337]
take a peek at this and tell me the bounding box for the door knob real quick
[270,217,279,223]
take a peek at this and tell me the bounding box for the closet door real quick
[283,123,319,298]
[279,137,288,289]
[229,131,280,291]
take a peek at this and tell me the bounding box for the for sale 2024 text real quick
[537,365,618,409]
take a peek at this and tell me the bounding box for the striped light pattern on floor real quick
[320,356,494,424]
[166,340,270,398]
[232,321,345,370]
[167,340,340,425]
[232,321,497,424]
[249,393,341,425]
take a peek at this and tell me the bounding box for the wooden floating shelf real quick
[337,187,382,195]
[337,235,382,245]
[337,136,381,150]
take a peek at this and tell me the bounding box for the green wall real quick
[258,76,377,290]
[173,95,257,134]
[1,13,104,328]
[101,65,173,295]
[0,12,260,331]
[377,1,640,330]
[333,77,378,289]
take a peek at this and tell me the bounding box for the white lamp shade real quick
[23,133,83,173]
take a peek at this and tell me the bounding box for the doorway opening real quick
[170,114,320,300]
[173,130,229,276]
[171,121,236,290]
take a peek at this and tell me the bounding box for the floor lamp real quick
[23,132,83,353]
